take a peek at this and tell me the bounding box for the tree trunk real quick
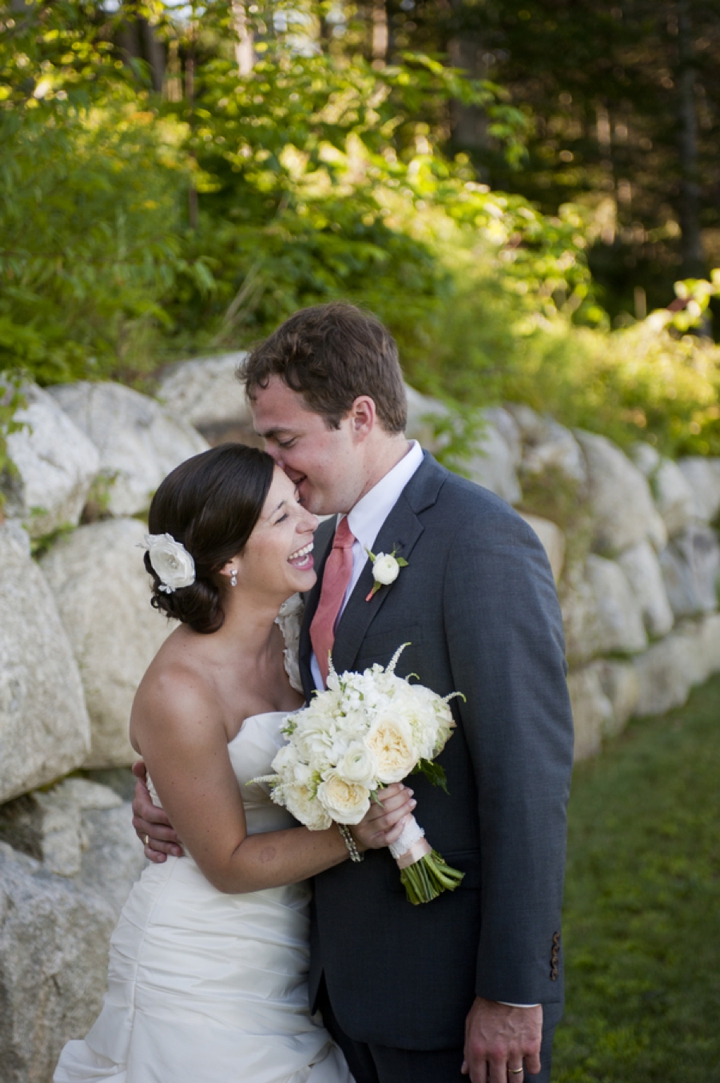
[372,0,389,66]
[676,0,705,278]
[117,9,165,92]
[448,36,489,153]
[186,46,198,230]
[141,19,165,92]
[447,1,489,156]
[232,1,255,76]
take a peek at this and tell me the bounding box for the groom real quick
[134,302,574,1083]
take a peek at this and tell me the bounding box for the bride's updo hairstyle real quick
[145,443,275,634]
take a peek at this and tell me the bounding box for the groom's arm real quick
[443,507,573,1070]
[131,761,184,861]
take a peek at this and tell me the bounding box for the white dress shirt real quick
[309,440,424,691]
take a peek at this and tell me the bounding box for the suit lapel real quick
[299,517,335,700]
[332,453,446,675]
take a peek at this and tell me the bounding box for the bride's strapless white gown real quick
[54,712,353,1083]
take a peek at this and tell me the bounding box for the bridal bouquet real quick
[259,645,465,905]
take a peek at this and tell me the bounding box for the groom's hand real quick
[131,761,184,863]
[461,998,542,1082]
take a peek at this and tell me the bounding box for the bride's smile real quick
[288,540,314,570]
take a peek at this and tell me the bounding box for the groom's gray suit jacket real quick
[299,452,574,1051]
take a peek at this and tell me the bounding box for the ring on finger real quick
[143,834,149,846]
[509,1069,524,1076]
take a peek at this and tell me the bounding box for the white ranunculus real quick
[338,743,378,788]
[372,553,401,586]
[317,773,371,825]
[365,713,417,784]
[141,533,195,593]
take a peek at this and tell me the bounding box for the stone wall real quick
[1,355,719,1079]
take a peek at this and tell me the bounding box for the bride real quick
[54,443,414,1083]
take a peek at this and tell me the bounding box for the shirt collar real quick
[345,440,424,554]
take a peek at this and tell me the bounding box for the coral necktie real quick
[309,516,356,687]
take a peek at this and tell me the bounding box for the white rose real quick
[372,553,400,586]
[389,684,439,759]
[338,743,378,788]
[142,533,195,593]
[365,713,418,783]
[317,773,371,825]
[283,782,333,831]
[431,703,456,757]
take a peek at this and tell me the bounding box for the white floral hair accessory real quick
[139,533,196,594]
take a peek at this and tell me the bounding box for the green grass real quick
[554,674,720,1082]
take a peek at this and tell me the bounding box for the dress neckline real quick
[228,710,291,747]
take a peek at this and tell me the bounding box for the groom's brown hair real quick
[241,302,407,433]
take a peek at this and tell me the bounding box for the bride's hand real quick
[131,761,184,863]
[351,784,416,851]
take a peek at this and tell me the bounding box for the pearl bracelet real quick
[337,823,364,862]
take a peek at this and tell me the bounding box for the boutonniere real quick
[365,546,408,601]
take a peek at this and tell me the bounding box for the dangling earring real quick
[230,569,238,587]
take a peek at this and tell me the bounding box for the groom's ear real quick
[348,395,377,440]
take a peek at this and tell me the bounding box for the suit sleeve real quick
[443,508,574,1006]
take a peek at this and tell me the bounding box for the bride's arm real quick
[131,670,414,894]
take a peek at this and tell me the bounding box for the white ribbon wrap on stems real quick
[388,814,432,869]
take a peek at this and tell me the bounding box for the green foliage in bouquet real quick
[412,757,450,795]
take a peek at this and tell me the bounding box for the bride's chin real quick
[289,568,316,591]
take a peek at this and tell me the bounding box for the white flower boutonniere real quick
[365,546,408,601]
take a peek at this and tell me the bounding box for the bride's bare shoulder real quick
[130,627,221,745]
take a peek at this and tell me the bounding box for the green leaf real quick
[412,759,449,794]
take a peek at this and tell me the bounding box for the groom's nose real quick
[264,443,284,467]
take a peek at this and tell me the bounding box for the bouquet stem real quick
[399,850,466,905]
[389,816,464,905]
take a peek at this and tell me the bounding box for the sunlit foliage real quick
[1,0,719,469]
